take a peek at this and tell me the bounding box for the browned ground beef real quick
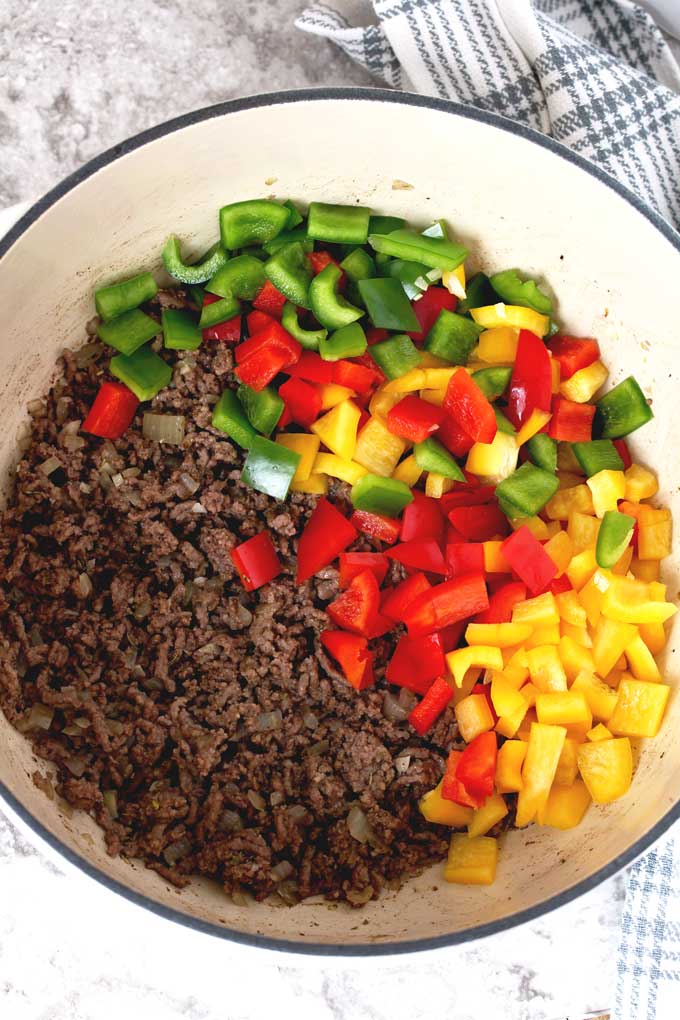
[0,293,463,906]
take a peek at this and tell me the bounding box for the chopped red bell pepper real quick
[252,279,287,318]
[386,395,444,444]
[547,335,600,380]
[386,632,446,694]
[443,368,497,444]
[286,351,335,385]
[247,309,276,335]
[441,750,485,807]
[407,286,456,343]
[447,503,510,541]
[230,532,282,592]
[354,350,387,385]
[339,551,390,589]
[437,415,475,458]
[408,675,453,735]
[502,526,557,596]
[474,580,526,623]
[363,611,394,639]
[235,321,300,365]
[613,438,632,469]
[202,314,242,342]
[506,329,552,429]
[402,573,489,637]
[439,620,465,653]
[387,540,447,575]
[446,523,466,545]
[320,630,374,690]
[349,509,401,544]
[446,542,485,578]
[549,574,573,595]
[297,498,357,583]
[278,377,322,428]
[82,381,139,440]
[399,492,444,544]
[235,347,290,392]
[327,569,381,637]
[547,397,595,443]
[277,404,293,429]
[332,359,379,394]
[381,572,431,622]
[440,485,495,513]
[308,250,342,281]
[455,731,497,800]
[366,327,389,346]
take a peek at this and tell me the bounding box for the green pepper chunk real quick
[489,269,553,315]
[424,309,482,364]
[320,322,367,361]
[571,439,624,476]
[307,202,371,245]
[413,438,465,481]
[162,237,229,285]
[263,228,313,256]
[350,474,414,517]
[241,435,300,500]
[340,248,376,283]
[526,433,557,473]
[381,259,438,301]
[237,383,284,437]
[357,278,419,331]
[282,199,303,229]
[97,309,160,356]
[95,272,158,322]
[162,309,202,351]
[110,346,172,402]
[596,511,635,569]
[211,389,257,448]
[369,334,421,380]
[198,295,241,329]
[187,284,206,309]
[206,255,266,301]
[368,229,468,272]
[369,215,406,235]
[280,302,327,351]
[264,241,312,309]
[495,463,559,517]
[458,273,498,315]
[595,376,653,438]
[219,200,289,250]
[494,407,516,435]
[309,264,364,330]
[472,365,512,400]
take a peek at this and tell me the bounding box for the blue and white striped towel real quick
[298,3,680,1018]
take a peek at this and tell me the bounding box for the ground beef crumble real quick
[0,293,464,906]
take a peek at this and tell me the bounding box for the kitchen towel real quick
[298,3,680,1019]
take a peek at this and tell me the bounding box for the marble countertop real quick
[0,1,623,1016]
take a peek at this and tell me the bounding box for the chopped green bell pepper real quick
[472,365,512,400]
[381,258,438,301]
[357,277,419,331]
[413,438,465,481]
[241,435,300,500]
[281,302,327,351]
[307,202,370,245]
[264,241,312,309]
[162,237,229,285]
[571,439,624,476]
[596,510,635,569]
[237,383,284,437]
[219,199,289,250]
[282,199,303,229]
[95,272,158,322]
[526,433,557,473]
[424,309,482,364]
[494,407,516,435]
[97,308,160,355]
[340,248,376,283]
[198,295,241,329]
[496,463,559,518]
[263,228,313,256]
[350,474,414,517]
[110,346,172,401]
[458,273,497,314]
[369,215,406,235]
[162,308,202,351]
[369,334,421,380]
[206,255,266,301]
[212,389,257,448]
[368,229,468,272]
[319,322,367,361]
[595,376,653,438]
[489,269,553,315]
[309,264,364,330]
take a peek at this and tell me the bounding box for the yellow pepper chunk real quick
[425,472,455,498]
[418,351,449,369]
[516,722,567,827]
[571,670,618,722]
[419,781,473,827]
[311,399,361,461]
[612,545,634,576]
[444,834,498,885]
[317,383,355,410]
[510,515,550,540]
[566,548,598,590]
[382,367,427,394]
[369,386,402,420]
[587,723,613,741]
[639,621,667,655]
[276,433,320,482]
[586,469,626,518]
[477,326,518,363]
[515,409,552,448]
[352,415,405,476]
[601,576,677,625]
[442,263,466,299]
[467,793,509,838]
[567,510,600,551]
[516,708,538,741]
[556,590,587,627]
[543,530,573,576]
[289,473,329,495]
[470,302,550,337]
[454,692,496,742]
[392,454,423,487]
[536,780,592,829]
[624,464,658,502]
[495,740,527,793]
[419,387,447,407]
[608,679,669,738]
[592,617,637,678]
[554,736,580,786]
[483,541,511,574]
[536,690,592,727]
[558,635,595,682]
[465,431,518,483]
[525,624,561,648]
[578,569,612,628]
[526,646,568,691]
[559,360,608,403]
[490,674,528,718]
[512,592,559,628]
[637,506,672,560]
[550,357,560,395]
[312,452,367,486]
[624,633,662,683]
[561,622,592,648]
[546,484,595,520]
[465,622,532,648]
[446,646,503,688]
[577,738,633,803]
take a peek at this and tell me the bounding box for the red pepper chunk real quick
[548,397,595,443]
[402,573,489,637]
[235,321,300,365]
[297,498,357,583]
[408,676,453,735]
[339,552,390,589]
[386,395,444,444]
[82,381,139,440]
[440,485,495,512]
[447,503,509,541]
[308,251,343,282]
[326,569,381,637]
[549,574,573,595]
[437,416,475,458]
[613,439,632,469]
[235,347,290,392]
[350,510,401,545]
[547,335,600,380]
[441,750,485,807]
[455,731,497,800]
[400,492,444,544]
[202,314,242,342]
[446,542,485,578]
[386,633,446,694]
[407,287,456,343]
[439,620,466,653]
[366,327,389,346]
[381,572,431,622]
[387,540,447,575]
[443,369,497,444]
[320,631,374,691]
[502,526,557,596]
[506,329,552,429]
[247,310,276,334]
[332,360,379,394]
[286,351,335,385]
[278,377,322,428]
[230,532,282,592]
[252,279,287,318]
[474,580,526,623]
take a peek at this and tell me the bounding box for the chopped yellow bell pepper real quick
[558,635,595,681]
[382,367,427,394]
[515,409,552,448]
[369,386,403,420]
[611,545,634,576]
[526,645,568,692]
[447,646,503,688]
[631,557,660,582]
[578,569,611,628]
[586,723,613,741]
[601,576,676,625]
[566,548,598,590]
[482,540,510,574]
[577,737,633,803]
[546,484,595,520]
[624,633,662,683]
[519,682,540,709]
[468,793,509,838]
[571,670,618,722]
[442,263,466,299]
[586,469,626,518]
[567,510,600,551]
[515,722,567,827]
[312,452,367,485]
[536,779,592,829]
[525,624,561,648]
[290,473,329,495]
[419,387,447,407]
[592,617,637,678]
[544,530,573,576]
[559,359,608,403]
[512,592,559,628]
[466,622,532,648]
[554,736,580,786]
[276,433,320,482]
[477,326,518,363]
[317,383,355,410]
[555,590,587,627]
[418,351,449,369]
[311,399,361,461]
[419,781,473,826]
[444,834,498,885]
[516,707,538,742]
[637,506,672,560]
[550,357,560,395]
[624,463,658,502]
[495,740,527,793]
[465,431,518,484]
[454,692,496,742]
[639,621,667,655]
[470,302,550,337]
[608,679,669,738]
[536,690,592,727]
[490,674,528,721]
[425,472,455,498]
[560,622,592,648]
[392,453,423,487]
[353,415,406,476]
[509,515,550,540]
[450,667,482,706]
